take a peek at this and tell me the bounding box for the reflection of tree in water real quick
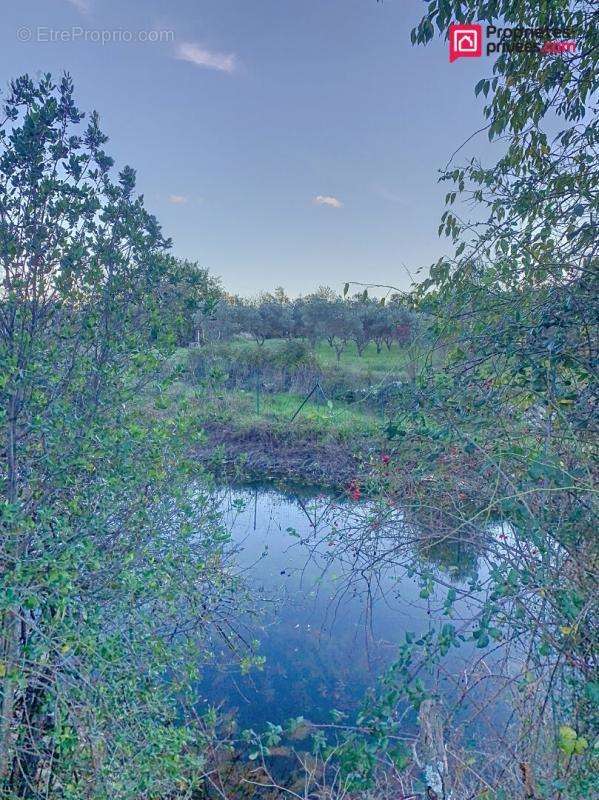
[209,486,498,737]
[414,533,478,581]
[235,484,483,588]
[404,506,482,582]
[293,494,485,593]
[202,595,383,729]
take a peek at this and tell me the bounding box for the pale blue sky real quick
[1,1,495,295]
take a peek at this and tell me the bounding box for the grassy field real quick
[166,337,435,462]
[173,336,432,442]
[167,380,381,441]
[228,337,429,378]
[227,389,381,437]
[161,344,427,486]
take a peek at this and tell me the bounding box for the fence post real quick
[289,383,319,423]
[416,699,452,799]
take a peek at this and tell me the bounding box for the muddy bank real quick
[194,423,367,490]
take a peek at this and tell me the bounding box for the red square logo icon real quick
[449,24,482,62]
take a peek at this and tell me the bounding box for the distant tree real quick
[257,292,291,339]
[344,298,370,356]
[196,298,239,343]
[326,300,360,362]
[360,301,392,354]
[300,294,334,348]
[284,299,305,339]
[236,302,268,345]
[383,329,394,352]
[351,305,372,356]
[384,297,415,348]
[393,308,417,347]
[314,285,338,302]
[271,285,290,304]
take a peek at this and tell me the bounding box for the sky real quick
[1,1,497,296]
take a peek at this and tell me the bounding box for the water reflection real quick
[199,486,484,729]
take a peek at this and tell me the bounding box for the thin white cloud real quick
[168,194,188,204]
[313,195,343,209]
[66,0,91,12]
[372,185,407,205]
[174,42,236,73]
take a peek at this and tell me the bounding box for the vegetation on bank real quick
[174,336,420,488]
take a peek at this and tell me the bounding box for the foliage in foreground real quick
[0,74,243,798]
[341,1,598,797]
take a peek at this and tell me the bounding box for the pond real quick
[199,485,496,732]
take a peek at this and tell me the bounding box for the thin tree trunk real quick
[0,406,20,780]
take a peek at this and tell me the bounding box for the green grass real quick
[312,340,420,375]
[171,338,435,444]
[165,378,381,441]
[237,390,380,437]
[212,389,380,440]
[228,337,428,379]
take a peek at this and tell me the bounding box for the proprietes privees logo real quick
[449,22,577,62]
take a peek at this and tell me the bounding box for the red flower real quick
[381,453,390,464]
[348,480,361,501]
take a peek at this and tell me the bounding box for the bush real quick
[273,339,318,370]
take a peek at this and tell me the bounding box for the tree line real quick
[197,286,419,360]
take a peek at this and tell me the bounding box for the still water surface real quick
[200,485,486,730]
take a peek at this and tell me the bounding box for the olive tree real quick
[299,292,335,348]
